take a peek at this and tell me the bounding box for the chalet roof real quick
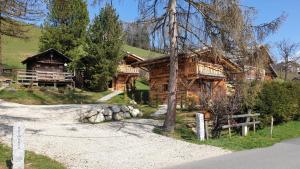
[22,48,72,64]
[124,51,144,61]
[132,48,242,72]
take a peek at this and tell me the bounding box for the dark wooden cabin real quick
[18,48,74,87]
[132,48,242,106]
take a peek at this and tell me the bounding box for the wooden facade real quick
[19,48,73,86]
[111,52,144,91]
[132,49,241,105]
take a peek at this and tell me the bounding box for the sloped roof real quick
[22,48,72,64]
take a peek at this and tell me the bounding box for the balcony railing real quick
[196,62,225,77]
[17,70,73,85]
[118,64,139,74]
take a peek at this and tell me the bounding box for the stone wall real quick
[79,105,143,123]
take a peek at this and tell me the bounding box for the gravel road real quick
[0,100,230,169]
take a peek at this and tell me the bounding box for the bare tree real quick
[0,0,44,66]
[137,0,285,133]
[277,40,300,81]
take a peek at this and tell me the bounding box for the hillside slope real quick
[2,27,162,69]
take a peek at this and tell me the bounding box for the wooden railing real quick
[196,62,225,77]
[17,70,73,85]
[118,64,139,74]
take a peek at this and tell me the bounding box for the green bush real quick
[255,81,300,124]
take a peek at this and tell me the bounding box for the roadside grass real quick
[0,144,65,169]
[154,115,300,151]
[0,87,110,105]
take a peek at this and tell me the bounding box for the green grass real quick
[135,79,149,90]
[123,44,163,59]
[2,26,41,69]
[0,87,110,105]
[0,143,65,169]
[159,117,300,151]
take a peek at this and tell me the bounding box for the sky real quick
[88,0,300,60]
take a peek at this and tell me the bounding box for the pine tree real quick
[84,4,123,91]
[39,0,89,64]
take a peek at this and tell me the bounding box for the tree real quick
[277,40,299,81]
[124,22,150,50]
[39,0,89,65]
[138,0,285,133]
[83,4,123,91]
[0,0,43,66]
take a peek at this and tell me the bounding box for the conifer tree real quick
[84,4,124,91]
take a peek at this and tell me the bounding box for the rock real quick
[129,100,137,105]
[186,123,196,128]
[88,113,105,123]
[191,127,197,134]
[111,106,121,113]
[124,112,131,119]
[120,105,129,112]
[103,108,113,116]
[105,115,112,121]
[85,109,98,118]
[137,111,143,118]
[130,109,140,117]
[113,112,123,121]
[6,88,16,93]
[128,106,134,111]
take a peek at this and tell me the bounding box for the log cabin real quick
[18,48,74,87]
[132,48,242,105]
[110,52,144,91]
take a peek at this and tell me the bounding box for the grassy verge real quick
[0,144,65,169]
[155,115,300,151]
[0,87,110,105]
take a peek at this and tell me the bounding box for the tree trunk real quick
[163,0,178,133]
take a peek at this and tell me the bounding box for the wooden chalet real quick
[241,46,278,81]
[132,48,242,105]
[18,48,74,87]
[110,52,144,91]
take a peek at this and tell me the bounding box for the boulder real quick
[130,109,140,117]
[113,112,123,121]
[105,115,112,121]
[88,113,105,123]
[124,112,131,119]
[85,109,98,118]
[103,108,113,116]
[120,105,130,112]
[128,106,134,111]
[111,106,121,113]
[137,111,143,118]
[129,100,137,105]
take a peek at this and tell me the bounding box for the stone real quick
[186,123,196,128]
[88,113,105,123]
[105,115,112,121]
[111,106,121,113]
[130,109,140,117]
[113,112,123,121]
[86,109,98,118]
[12,122,25,169]
[196,113,205,141]
[102,108,113,116]
[129,100,137,105]
[124,112,131,119]
[120,105,130,112]
[128,106,134,111]
[137,111,143,118]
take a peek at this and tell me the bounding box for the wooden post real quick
[196,113,205,141]
[270,116,274,138]
[253,117,256,133]
[227,115,231,138]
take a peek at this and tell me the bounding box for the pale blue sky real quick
[87,1,300,59]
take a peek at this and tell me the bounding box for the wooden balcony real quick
[17,70,73,86]
[196,62,225,78]
[117,64,139,74]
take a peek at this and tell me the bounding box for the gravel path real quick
[0,100,230,169]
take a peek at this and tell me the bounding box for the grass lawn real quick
[0,144,65,169]
[0,87,110,105]
[123,45,163,59]
[156,114,300,151]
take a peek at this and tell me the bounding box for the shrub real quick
[255,81,299,124]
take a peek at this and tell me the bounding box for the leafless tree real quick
[277,40,300,81]
[137,0,285,133]
[0,0,44,65]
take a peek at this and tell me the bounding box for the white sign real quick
[196,113,205,141]
[12,122,25,169]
